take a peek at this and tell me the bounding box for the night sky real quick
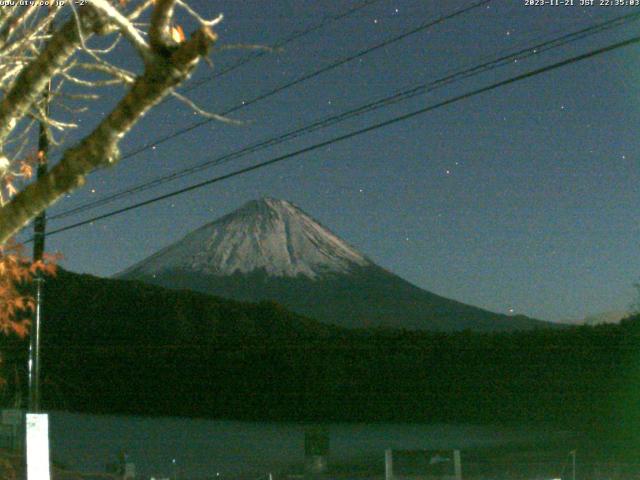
[20,0,640,323]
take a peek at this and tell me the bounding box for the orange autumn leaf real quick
[10,320,30,339]
[0,240,58,339]
[171,25,185,43]
[4,180,16,197]
[19,161,32,179]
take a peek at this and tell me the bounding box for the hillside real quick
[0,269,636,442]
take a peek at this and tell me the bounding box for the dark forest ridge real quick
[0,267,634,447]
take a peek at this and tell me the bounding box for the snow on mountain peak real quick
[122,198,371,279]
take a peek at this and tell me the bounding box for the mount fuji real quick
[119,198,552,331]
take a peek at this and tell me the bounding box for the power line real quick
[183,0,385,94]
[37,33,640,240]
[49,9,640,221]
[47,0,384,169]
[98,0,493,163]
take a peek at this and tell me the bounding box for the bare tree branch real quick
[0,4,40,48]
[0,24,218,243]
[128,0,156,22]
[0,0,227,244]
[176,1,223,28]
[90,0,153,63]
[150,0,178,51]
[171,90,241,124]
[0,8,101,147]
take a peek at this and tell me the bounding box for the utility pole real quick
[25,11,54,480]
[28,77,50,412]
[570,450,576,480]
[25,72,53,480]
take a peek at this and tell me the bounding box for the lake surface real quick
[47,412,568,479]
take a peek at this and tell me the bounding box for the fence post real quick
[453,450,462,480]
[305,429,329,479]
[385,449,393,480]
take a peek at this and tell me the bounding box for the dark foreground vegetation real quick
[1,270,639,452]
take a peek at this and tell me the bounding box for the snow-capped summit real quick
[121,198,370,279]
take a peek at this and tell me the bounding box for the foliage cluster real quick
[0,241,56,339]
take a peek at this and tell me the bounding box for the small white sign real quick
[26,413,50,480]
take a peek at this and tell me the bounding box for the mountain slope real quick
[120,198,553,332]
